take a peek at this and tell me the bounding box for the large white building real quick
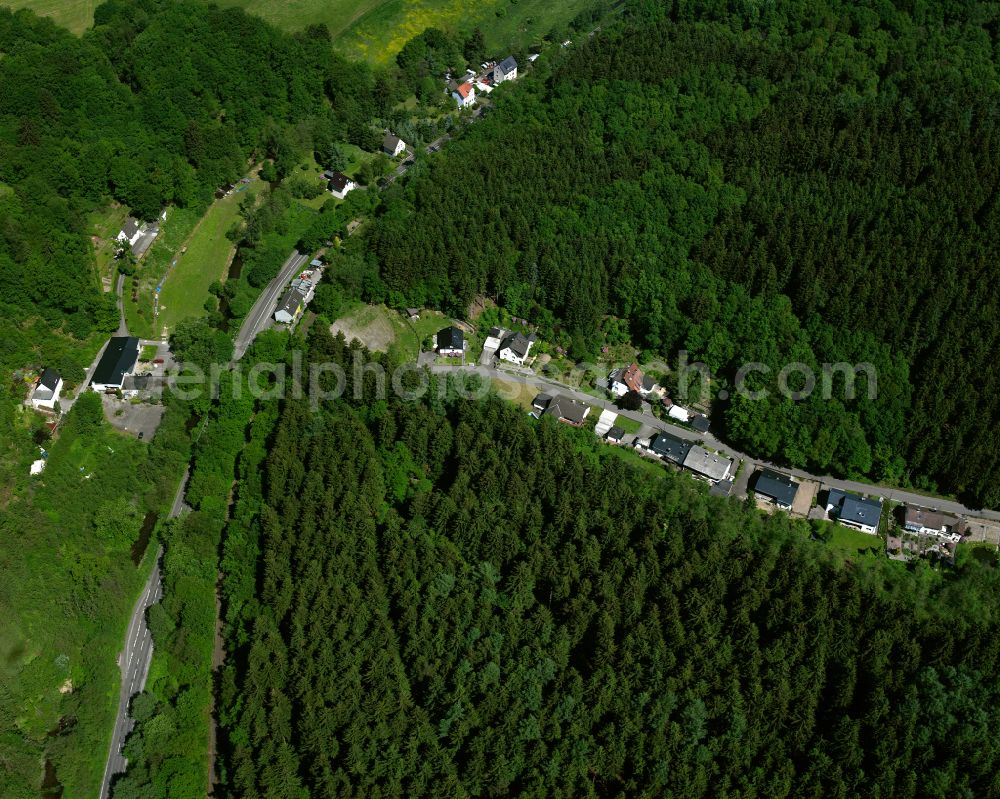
[91,337,140,393]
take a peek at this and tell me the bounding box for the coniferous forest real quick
[343,0,1000,506]
[189,328,1000,799]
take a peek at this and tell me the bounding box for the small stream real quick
[41,760,62,799]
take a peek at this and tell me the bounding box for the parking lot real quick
[102,395,165,440]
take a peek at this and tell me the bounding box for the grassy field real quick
[8,0,596,60]
[329,303,452,361]
[154,181,265,338]
[215,0,596,63]
[123,181,263,339]
[2,0,98,33]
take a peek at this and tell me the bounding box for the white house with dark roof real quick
[91,337,140,392]
[328,172,356,199]
[117,217,143,247]
[753,469,799,510]
[498,332,534,365]
[825,489,882,534]
[494,56,518,83]
[274,288,306,324]
[383,132,407,157]
[30,368,62,410]
[435,326,465,357]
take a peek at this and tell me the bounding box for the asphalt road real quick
[99,468,188,799]
[231,249,310,361]
[431,364,1000,523]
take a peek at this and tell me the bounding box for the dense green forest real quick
[0,0,391,368]
[170,327,999,799]
[327,0,1000,506]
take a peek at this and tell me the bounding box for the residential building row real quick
[274,260,324,325]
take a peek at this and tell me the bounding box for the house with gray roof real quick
[753,469,799,509]
[537,395,590,426]
[31,368,63,410]
[274,288,306,324]
[837,494,883,534]
[682,445,734,483]
[649,432,693,465]
[498,332,535,365]
[495,56,518,83]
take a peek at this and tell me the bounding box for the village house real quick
[753,469,799,510]
[827,489,883,534]
[682,445,734,484]
[117,217,144,247]
[328,172,356,199]
[383,132,407,157]
[649,432,693,465]
[902,505,959,536]
[435,326,466,357]
[494,55,518,83]
[609,363,660,397]
[30,368,63,410]
[91,336,140,392]
[274,288,306,325]
[498,332,535,365]
[605,426,625,444]
[534,394,590,426]
[452,81,476,108]
[608,363,644,397]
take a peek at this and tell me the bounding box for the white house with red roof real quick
[452,81,476,108]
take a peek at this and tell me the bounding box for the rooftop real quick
[649,432,692,464]
[682,445,733,482]
[542,396,590,425]
[838,494,883,527]
[753,469,798,507]
[92,336,139,387]
[437,326,464,351]
[903,505,957,531]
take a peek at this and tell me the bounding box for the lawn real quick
[87,204,128,292]
[3,0,98,33]
[154,180,265,338]
[124,207,201,339]
[615,415,642,434]
[829,523,884,555]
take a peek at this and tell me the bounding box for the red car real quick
[153,358,164,364]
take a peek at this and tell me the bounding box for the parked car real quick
[138,432,144,440]
[153,358,164,364]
